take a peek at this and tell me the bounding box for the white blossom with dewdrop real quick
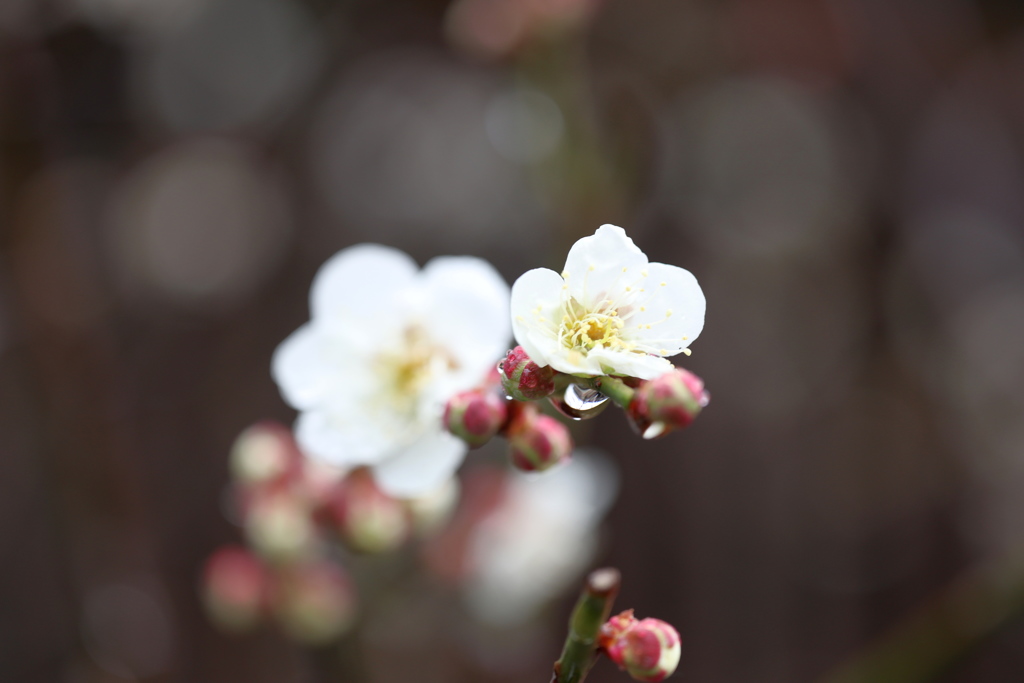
[462,452,618,626]
[272,245,511,498]
[511,225,705,380]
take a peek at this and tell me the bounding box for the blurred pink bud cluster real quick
[202,422,459,643]
[204,421,616,639]
[203,546,355,646]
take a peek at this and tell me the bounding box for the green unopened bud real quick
[274,561,356,645]
[245,490,316,562]
[325,469,410,554]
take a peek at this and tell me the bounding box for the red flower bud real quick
[444,389,508,447]
[499,346,556,401]
[627,369,708,439]
[505,407,573,472]
[600,610,681,683]
[323,469,410,554]
[274,560,356,645]
[202,546,270,633]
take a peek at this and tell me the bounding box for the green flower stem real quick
[590,376,635,409]
[553,374,636,409]
[819,552,1024,683]
[551,567,621,683]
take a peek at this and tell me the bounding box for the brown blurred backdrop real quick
[4,0,1024,681]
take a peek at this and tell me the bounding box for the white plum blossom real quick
[511,224,705,380]
[463,451,618,625]
[272,245,510,498]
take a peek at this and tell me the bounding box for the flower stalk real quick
[551,567,622,683]
[588,376,635,409]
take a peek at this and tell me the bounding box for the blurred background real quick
[4,0,1024,681]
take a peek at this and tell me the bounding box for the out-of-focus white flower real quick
[463,452,618,625]
[273,245,510,497]
[511,225,705,380]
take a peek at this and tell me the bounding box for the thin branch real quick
[551,567,621,683]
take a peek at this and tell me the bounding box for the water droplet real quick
[698,390,711,408]
[642,422,667,440]
[549,384,609,420]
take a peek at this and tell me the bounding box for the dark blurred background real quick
[5,0,1024,681]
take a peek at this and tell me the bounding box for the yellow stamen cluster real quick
[558,298,637,354]
[375,327,457,416]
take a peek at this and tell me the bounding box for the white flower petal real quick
[510,267,565,366]
[271,324,337,410]
[586,347,674,380]
[463,452,617,625]
[419,256,511,383]
[545,348,605,376]
[372,430,467,498]
[310,244,419,335]
[294,409,392,467]
[625,262,705,356]
[562,224,648,307]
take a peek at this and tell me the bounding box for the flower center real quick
[374,326,458,418]
[559,299,635,353]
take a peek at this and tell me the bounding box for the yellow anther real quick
[682,348,692,356]
[660,282,667,287]
[665,310,673,317]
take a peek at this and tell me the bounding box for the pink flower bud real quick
[444,389,508,447]
[499,346,556,401]
[323,469,410,554]
[274,560,356,645]
[230,421,302,485]
[600,610,681,683]
[627,369,708,439]
[506,407,573,472]
[244,489,316,562]
[202,546,270,633]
